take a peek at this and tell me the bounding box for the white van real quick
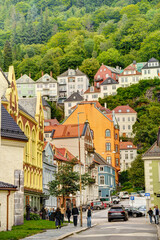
[119,191,129,199]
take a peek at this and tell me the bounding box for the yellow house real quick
[2,66,44,210]
[63,102,120,183]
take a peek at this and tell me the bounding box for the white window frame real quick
[99,175,105,185]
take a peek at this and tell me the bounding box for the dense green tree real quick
[97,48,122,66]
[17,57,40,80]
[129,155,144,189]
[79,58,100,83]
[3,40,12,71]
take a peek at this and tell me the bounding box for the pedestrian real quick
[26,204,31,221]
[155,205,159,225]
[40,206,46,220]
[72,204,79,227]
[55,207,62,229]
[87,206,92,228]
[60,204,65,223]
[147,208,153,224]
[153,206,156,224]
[66,207,71,223]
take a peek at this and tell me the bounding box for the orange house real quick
[63,102,120,184]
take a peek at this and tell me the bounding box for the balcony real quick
[87,147,95,153]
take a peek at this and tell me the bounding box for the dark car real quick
[108,205,128,222]
[125,207,143,217]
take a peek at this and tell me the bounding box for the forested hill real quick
[0,0,160,80]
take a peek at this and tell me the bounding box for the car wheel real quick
[97,206,101,210]
[124,217,128,221]
[133,213,137,218]
[108,219,111,222]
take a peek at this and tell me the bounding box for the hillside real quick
[0,0,160,80]
[99,78,160,153]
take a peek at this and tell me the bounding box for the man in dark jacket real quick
[72,204,79,226]
[147,208,153,223]
[66,207,71,223]
[55,208,62,228]
[87,206,92,228]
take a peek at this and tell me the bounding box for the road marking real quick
[72,232,157,238]
[101,226,154,231]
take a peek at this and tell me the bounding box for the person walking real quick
[87,206,92,228]
[40,206,46,220]
[153,206,156,224]
[26,204,31,221]
[147,208,153,224]
[72,204,79,227]
[55,208,62,229]
[66,207,71,223]
[60,204,65,223]
[155,205,159,225]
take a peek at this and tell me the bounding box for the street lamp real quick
[77,112,84,227]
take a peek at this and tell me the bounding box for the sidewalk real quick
[22,222,96,240]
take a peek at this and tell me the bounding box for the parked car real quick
[125,207,143,217]
[92,201,105,210]
[138,205,146,215]
[119,191,129,199]
[100,197,113,207]
[130,192,139,197]
[111,196,120,204]
[108,205,128,222]
[78,204,89,212]
[137,190,145,197]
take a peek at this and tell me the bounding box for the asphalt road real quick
[66,199,157,240]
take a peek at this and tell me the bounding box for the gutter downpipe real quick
[7,190,10,231]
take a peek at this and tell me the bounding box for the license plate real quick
[112,213,121,215]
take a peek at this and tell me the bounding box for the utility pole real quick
[77,112,84,227]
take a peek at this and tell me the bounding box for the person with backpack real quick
[155,205,159,225]
[147,208,153,224]
[87,206,92,228]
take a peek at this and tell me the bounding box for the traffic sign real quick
[145,193,150,197]
[130,196,135,201]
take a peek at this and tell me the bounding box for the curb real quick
[156,225,160,240]
[53,224,97,240]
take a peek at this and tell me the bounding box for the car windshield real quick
[110,207,123,211]
[100,198,110,201]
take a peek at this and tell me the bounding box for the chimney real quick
[29,73,31,78]
[104,102,107,109]
[50,71,52,77]
[133,60,136,65]
[116,66,119,70]
[42,71,44,76]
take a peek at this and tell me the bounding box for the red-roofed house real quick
[44,119,59,127]
[118,64,142,88]
[84,86,101,101]
[113,105,137,137]
[120,141,137,171]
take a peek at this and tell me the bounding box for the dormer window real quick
[90,86,94,92]
[127,109,130,112]
[118,110,122,112]
[108,79,111,83]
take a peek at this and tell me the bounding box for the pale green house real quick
[143,137,160,207]
[16,74,35,98]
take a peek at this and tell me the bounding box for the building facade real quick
[118,65,141,88]
[43,142,57,208]
[100,77,119,98]
[57,68,89,102]
[36,73,59,101]
[64,92,84,117]
[63,102,120,184]
[94,64,121,88]
[84,86,101,101]
[120,141,137,171]
[113,105,137,138]
[141,58,160,80]
[16,74,35,98]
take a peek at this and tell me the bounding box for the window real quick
[132,117,134,121]
[123,117,125,121]
[92,94,98,99]
[123,125,125,130]
[118,109,122,112]
[130,153,134,159]
[106,156,111,164]
[125,154,128,159]
[127,109,130,112]
[106,74,109,78]
[121,78,124,83]
[126,163,129,169]
[106,143,111,151]
[115,133,118,139]
[68,110,71,115]
[128,117,130,121]
[99,167,104,172]
[68,103,71,107]
[125,78,128,82]
[144,70,147,74]
[128,125,131,130]
[112,85,116,90]
[104,93,108,97]
[105,129,111,137]
[100,176,105,185]
[117,117,120,121]
[116,158,119,166]
[148,70,150,74]
[115,145,118,153]
[103,86,107,90]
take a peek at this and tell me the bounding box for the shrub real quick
[24,213,40,220]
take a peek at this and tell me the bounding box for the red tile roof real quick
[45,124,85,138]
[84,87,101,94]
[57,148,76,161]
[120,141,137,150]
[44,119,59,126]
[120,65,141,76]
[113,105,137,114]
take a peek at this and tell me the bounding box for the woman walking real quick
[55,208,62,229]
[66,207,71,223]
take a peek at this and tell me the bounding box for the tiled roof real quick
[64,92,84,102]
[143,141,160,158]
[100,77,118,85]
[104,65,121,74]
[148,57,159,62]
[71,101,103,110]
[57,148,76,161]
[36,74,57,83]
[57,68,86,77]
[0,68,10,85]
[120,142,137,150]
[113,105,137,114]
[19,97,37,118]
[44,119,59,126]
[142,58,159,70]
[99,107,112,114]
[42,97,51,108]
[0,181,17,190]
[84,87,100,94]
[16,74,35,84]
[18,104,36,121]
[1,104,28,141]
[45,123,86,138]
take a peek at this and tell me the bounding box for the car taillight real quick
[111,201,112,203]
[121,211,125,214]
[108,211,111,214]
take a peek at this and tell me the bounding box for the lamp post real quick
[77,112,84,227]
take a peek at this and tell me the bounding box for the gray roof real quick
[142,58,159,70]
[100,77,118,85]
[18,97,37,118]
[58,68,87,78]
[94,152,113,167]
[36,74,57,83]
[1,95,8,101]
[143,141,160,158]
[42,97,51,108]
[148,57,159,62]
[1,69,10,85]
[64,92,84,102]
[105,65,121,74]
[16,74,35,84]
[1,104,28,141]
[0,181,17,190]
